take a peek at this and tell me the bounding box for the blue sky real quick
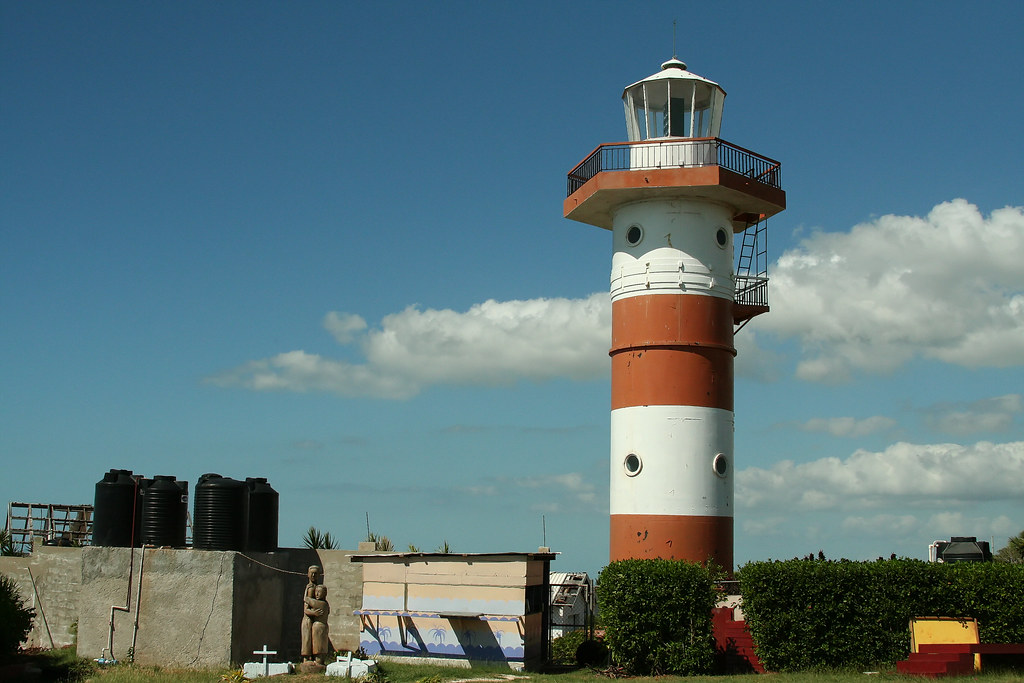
[2,1,1022,576]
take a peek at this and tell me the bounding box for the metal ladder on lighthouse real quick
[734,216,769,331]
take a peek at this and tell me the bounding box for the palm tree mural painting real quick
[429,627,447,647]
[377,626,392,649]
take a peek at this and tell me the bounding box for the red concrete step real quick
[711,607,764,673]
[896,652,974,677]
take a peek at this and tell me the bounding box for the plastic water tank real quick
[140,475,188,547]
[92,469,142,547]
[193,473,247,551]
[245,477,279,552]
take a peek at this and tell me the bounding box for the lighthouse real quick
[564,58,786,571]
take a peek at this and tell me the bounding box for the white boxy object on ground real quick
[242,661,293,678]
[326,653,378,677]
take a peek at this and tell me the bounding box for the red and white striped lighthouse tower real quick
[564,58,786,571]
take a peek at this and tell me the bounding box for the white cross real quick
[253,644,277,678]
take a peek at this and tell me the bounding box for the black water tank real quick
[93,469,143,547]
[140,475,188,547]
[939,536,992,563]
[193,473,247,550]
[244,477,279,552]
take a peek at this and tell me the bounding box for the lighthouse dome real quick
[622,58,726,141]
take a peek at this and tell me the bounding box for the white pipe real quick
[105,546,136,661]
[130,546,146,660]
[102,480,140,663]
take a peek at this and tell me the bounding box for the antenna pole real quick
[542,515,547,546]
[672,19,678,59]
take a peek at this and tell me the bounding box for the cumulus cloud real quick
[734,330,786,382]
[460,472,600,514]
[924,394,1022,435]
[797,415,897,438]
[841,514,918,535]
[737,440,1024,510]
[761,200,1024,381]
[207,294,612,398]
[323,312,367,344]
[515,472,598,505]
[209,200,1022,396]
[920,512,1016,542]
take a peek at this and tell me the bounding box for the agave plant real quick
[303,526,340,550]
[365,532,394,552]
[0,529,18,557]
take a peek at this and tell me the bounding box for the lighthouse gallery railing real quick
[566,138,782,196]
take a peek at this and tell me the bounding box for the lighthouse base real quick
[610,514,733,571]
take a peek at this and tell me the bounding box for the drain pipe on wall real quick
[99,479,140,665]
[130,545,146,660]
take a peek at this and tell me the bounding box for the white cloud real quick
[798,415,897,438]
[920,512,1016,543]
[925,394,1022,435]
[207,293,612,398]
[515,472,598,505]
[209,200,1023,396]
[741,516,787,535]
[738,439,1024,510]
[323,311,367,344]
[841,514,918,535]
[761,200,1024,381]
[734,331,786,382]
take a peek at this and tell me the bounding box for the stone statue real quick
[305,584,331,665]
[300,565,322,663]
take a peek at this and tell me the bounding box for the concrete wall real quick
[0,545,82,649]
[71,546,370,668]
[1,543,381,668]
[78,546,239,667]
[229,548,369,662]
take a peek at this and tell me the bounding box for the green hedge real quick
[597,559,716,675]
[738,558,1024,671]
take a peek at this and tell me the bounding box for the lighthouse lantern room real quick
[564,58,786,572]
[622,58,724,140]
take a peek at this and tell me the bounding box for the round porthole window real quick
[624,453,642,476]
[712,453,728,477]
[715,227,729,249]
[626,225,644,246]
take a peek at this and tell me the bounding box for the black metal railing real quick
[734,275,769,308]
[566,138,782,196]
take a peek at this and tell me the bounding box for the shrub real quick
[597,559,716,675]
[550,629,587,665]
[739,557,1024,671]
[575,637,609,667]
[0,573,34,660]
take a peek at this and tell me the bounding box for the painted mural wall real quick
[355,553,551,668]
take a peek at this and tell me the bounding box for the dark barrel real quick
[193,473,247,551]
[92,469,143,547]
[244,477,279,552]
[140,475,188,547]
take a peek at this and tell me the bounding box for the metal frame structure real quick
[4,501,93,554]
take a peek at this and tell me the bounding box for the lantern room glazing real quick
[622,58,725,141]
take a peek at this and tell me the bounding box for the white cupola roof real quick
[622,58,726,141]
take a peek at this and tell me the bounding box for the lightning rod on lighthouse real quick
[563,58,786,571]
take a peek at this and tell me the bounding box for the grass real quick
[8,650,1024,683]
